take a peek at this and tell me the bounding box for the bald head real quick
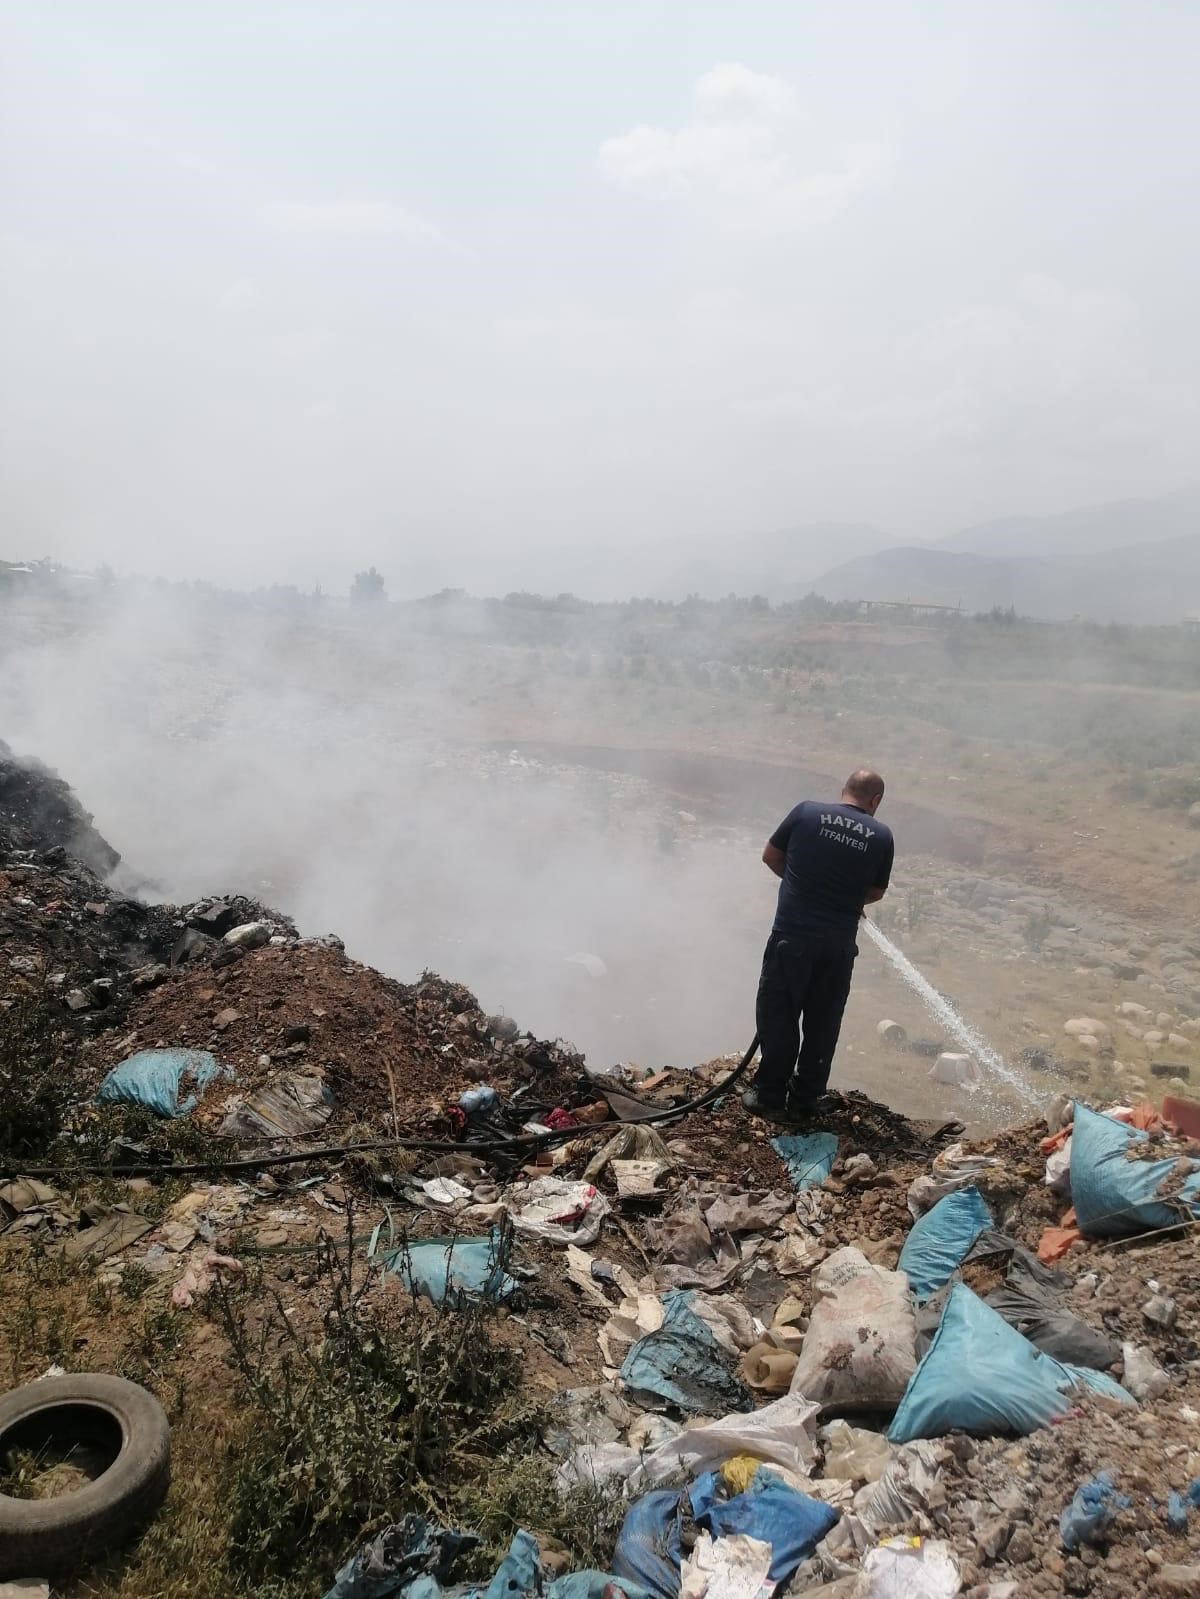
[842,769,886,814]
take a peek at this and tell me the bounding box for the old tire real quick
[0,1373,170,1578]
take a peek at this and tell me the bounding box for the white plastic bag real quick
[856,1536,961,1597]
[510,1178,611,1246]
[680,1532,774,1599]
[789,1248,917,1413]
[640,1391,820,1484]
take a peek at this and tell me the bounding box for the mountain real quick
[809,532,1200,623]
[942,487,1200,560]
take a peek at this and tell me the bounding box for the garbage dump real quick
[1,748,1200,1599]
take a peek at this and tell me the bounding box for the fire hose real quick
[4,1035,762,1181]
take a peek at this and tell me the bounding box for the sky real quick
[1,1,1198,592]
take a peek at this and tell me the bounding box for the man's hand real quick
[762,842,786,880]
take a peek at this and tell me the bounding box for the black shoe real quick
[787,1089,838,1120]
[741,1086,790,1120]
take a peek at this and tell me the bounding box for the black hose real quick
[4,1035,761,1181]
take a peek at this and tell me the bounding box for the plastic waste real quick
[459,1085,500,1117]
[819,1421,892,1485]
[621,1291,750,1416]
[905,1144,1000,1222]
[1069,1103,1200,1238]
[679,1530,773,1599]
[322,1513,479,1599]
[790,1247,918,1414]
[611,1491,682,1599]
[692,1472,840,1584]
[97,1048,229,1118]
[982,1251,1119,1370]
[638,1392,821,1486]
[771,1132,839,1191]
[511,1179,612,1247]
[859,1441,948,1536]
[858,1537,961,1597]
[220,1073,332,1139]
[1059,1470,1130,1551]
[382,1232,519,1305]
[481,1529,541,1599]
[1121,1341,1170,1400]
[898,1188,992,1302]
[549,1575,654,1599]
[889,1283,1134,1443]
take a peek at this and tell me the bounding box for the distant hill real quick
[942,487,1200,560]
[809,532,1200,623]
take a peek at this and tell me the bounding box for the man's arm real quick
[862,883,887,904]
[762,842,786,880]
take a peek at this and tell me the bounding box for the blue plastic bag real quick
[898,1186,992,1302]
[383,1233,519,1304]
[620,1292,749,1416]
[611,1491,682,1599]
[323,1515,479,1599]
[482,1531,541,1599]
[692,1473,839,1584]
[889,1283,1133,1443]
[1070,1103,1200,1238]
[97,1048,229,1118]
[1060,1470,1130,1551]
[548,1575,654,1599]
[771,1132,839,1192]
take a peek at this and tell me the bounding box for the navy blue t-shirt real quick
[769,800,894,941]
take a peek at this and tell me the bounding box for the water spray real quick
[861,918,1037,1102]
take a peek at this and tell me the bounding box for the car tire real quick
[0,1373,170,1578]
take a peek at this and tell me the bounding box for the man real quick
[743,769,894,1119]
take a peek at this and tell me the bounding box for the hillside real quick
[810,536,1200,622]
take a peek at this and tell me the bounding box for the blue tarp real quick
[381,1232,519,1305]
[898,1186,992,1302]
[690,1471,839,1585]
[619,1291,749,1416]
[889,1283,1134,1443]
[1070,1103,1200,1238]
[770,1132,839,1191]
[611,1491,682,1599]
[97,1048,229,1118]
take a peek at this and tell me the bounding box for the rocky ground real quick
[2,746,1199,1599]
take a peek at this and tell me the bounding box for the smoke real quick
[0,582,773,1069]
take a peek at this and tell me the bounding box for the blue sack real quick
[383,1233,519,1305]
[771,1133,839,1192]
[611,1491,682,1599]
[97,1048,229,1118]
[483,1531,541,1599]
[548,1575,655,1599]
[1070,1103,1200,1238]
[692,1473,839,1585]
[1060,1470,1130,1551]
[620,1292,749,1416]
[898,1186,992,1302]
[889,1283,1134,1443]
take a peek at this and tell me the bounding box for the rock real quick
[223,921,271,950]
[1006,1525,1035,1564]
[1117,1002,1155,1021]
[1143,1294,1178,1330]
[1157,1012,1175,1029]
[188,899,242,937]
[281,1023,311,1045]
[1155,1565,1200,1595]
[1123,1341,1171,1400]
[842,1153,877,1185]
[1145,1030,1167,1046]
[213,1007,241,1031]
[979,1517,1013,1561]
[1168,1034,1192,1051]
[64,988,91,1012]
[877,1019,908,1045]
[1065,1017,1111,1040]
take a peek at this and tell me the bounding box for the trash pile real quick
[2,747,1200,1599]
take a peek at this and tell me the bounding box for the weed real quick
[212,1216,543,1591]
[0,992,71,1159]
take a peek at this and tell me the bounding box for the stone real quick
[1154,1565,1200,1595]
[213,1007,241,1031]
[1006,1525,1035,1564]
[64,988,91,1011]
[223,920,271,950]
[1143,1294,1178,1330]
[1065,1016,1111,1040]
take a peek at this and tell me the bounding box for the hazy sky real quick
[2,2,1197,589]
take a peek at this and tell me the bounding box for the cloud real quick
[217,278,258,313]
[267,199,455,249]
[599,62,895,230]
